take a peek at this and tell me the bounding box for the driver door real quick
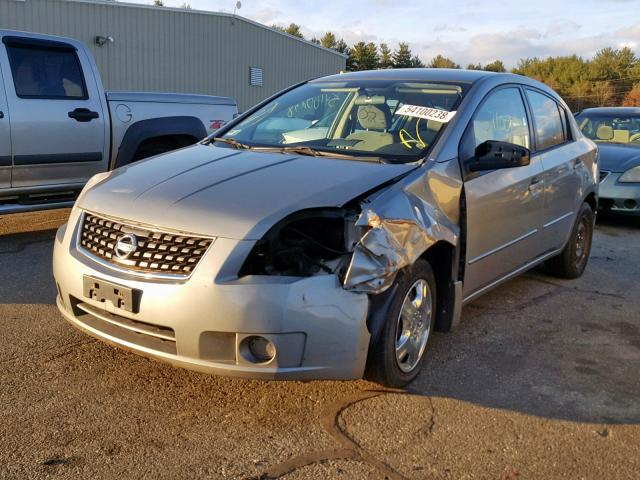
[461,86,545,299]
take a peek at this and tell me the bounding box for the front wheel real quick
[366,259,437,388]
[544,202,594,279]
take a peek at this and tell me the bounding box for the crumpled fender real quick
[343,169,459,294]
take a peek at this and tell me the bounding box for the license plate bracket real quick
[83,276,141,313]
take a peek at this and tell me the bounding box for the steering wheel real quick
[630,132,640,143]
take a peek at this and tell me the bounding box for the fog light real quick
[240,335,276,363]
[623,199,637,209]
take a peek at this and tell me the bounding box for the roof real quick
[314,68,515,84]
[63,0,348,59]
[578,107,640,115]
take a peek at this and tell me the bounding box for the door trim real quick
[13,152,102,166]
[542,211,574,229]
[463,246,563,304]
[467,228,538,265]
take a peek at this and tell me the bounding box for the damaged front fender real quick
[343,170,459,294]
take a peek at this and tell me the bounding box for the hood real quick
[79,144,415,240]
[597,143,640,173]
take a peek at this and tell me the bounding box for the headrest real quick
[357,105,390,131]
[596,125,614,141]
[613,129,630,143]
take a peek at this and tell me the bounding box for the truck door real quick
[0,61,10,190]
[460,86,546,299]
[0,35,108,188]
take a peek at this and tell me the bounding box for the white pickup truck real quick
[0,30,238,214]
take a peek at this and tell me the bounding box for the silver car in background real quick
[575,107,640,216]
[53,69,598,387]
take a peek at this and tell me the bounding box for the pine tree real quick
[350,42,379,71]
[379,43,393,69]
[321,32,337,50]
[411,55,425,68]
[393,42,413,68]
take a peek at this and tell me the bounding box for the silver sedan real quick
[54,69,598,386]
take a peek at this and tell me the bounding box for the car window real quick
[461,87,530,163]
[575,112,640,147]
[526,89,565,150]
[5,42,87,99]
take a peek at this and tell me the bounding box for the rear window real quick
[526,89,565,150]
[5,41,87,99]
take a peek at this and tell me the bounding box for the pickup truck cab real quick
[0,30,237,213]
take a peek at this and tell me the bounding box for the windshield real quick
[576,112,640,147]
[220,79,465,162]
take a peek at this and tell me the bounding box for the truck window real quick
[5,42,87,99]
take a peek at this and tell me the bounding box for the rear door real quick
[0,61,10,189]
[461,86,545,299]
[0,35,107,188]
[524,89,581,251]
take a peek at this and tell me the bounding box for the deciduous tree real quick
[428,55,460,69]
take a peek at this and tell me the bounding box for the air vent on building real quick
[249,67,263,87]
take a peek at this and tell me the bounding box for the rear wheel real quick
[366,259,437,388]
[544,202,594,279]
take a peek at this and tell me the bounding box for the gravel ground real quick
[0,209,638,479]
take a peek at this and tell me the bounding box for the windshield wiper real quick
[212,138,382,162]
[212,137,252,149]
[276,146,382,162]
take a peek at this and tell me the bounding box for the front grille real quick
[599,170,610,183]
[79,212,213,277]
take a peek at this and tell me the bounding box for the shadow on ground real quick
[1,210,638,430]
[0,229,58,305]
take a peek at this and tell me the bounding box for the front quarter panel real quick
[344,160,462,293]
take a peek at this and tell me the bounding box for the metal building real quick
[0,0,347,111]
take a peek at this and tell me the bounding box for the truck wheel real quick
[544,202,594,279]
[366,259,437,388]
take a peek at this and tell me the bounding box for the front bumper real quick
[53,208,371,380]
[598,172,640,215]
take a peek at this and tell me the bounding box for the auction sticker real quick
[396,105,456,123]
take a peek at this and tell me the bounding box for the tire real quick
[366,259,437,388]
[544,202,594,279]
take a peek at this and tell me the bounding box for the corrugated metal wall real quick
[0,0,346,110]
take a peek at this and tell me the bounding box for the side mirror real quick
[468,140,530,172]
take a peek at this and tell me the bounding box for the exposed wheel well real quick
[421,241,457,332]
[584,192,597,212]
[132,134,199,162]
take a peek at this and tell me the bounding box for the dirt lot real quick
[1,209,639,479]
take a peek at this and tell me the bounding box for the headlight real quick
[619,166,640,183]
[238,208,358,278]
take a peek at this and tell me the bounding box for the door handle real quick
[68,108,99,122]
[0,111,4,119]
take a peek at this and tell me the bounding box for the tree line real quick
[272,23,640,111]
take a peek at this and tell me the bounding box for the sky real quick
[129,0,640,68]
